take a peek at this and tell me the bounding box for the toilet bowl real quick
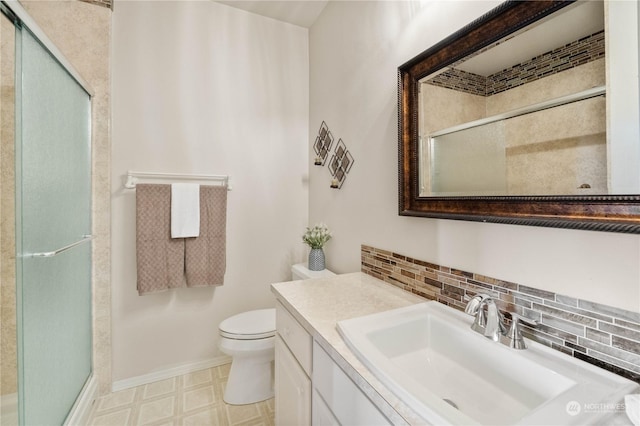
[219,264,334,405]
[218,308,276,405]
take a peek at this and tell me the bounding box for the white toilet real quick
[291,262,336,280]
[219,308,276,404]
[218,263,334,405]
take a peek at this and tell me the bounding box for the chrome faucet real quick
[464,294,506,342]
[465,293,538,349]
[502,313,538,349]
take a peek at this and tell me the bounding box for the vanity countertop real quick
[271,271,426,425]
[271,271,635,426]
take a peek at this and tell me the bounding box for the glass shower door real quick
[15,26,92,426]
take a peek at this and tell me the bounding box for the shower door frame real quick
[1,1,93,95]
[0,1,96,425]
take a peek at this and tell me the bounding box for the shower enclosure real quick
[1,2,93,425]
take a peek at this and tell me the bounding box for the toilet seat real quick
[219,308,275,340]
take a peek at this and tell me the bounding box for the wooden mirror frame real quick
[398,0,640,234]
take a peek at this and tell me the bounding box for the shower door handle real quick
[26,235,93,258]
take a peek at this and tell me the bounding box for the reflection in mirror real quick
[419,0,610,197]
[399,0,640,232]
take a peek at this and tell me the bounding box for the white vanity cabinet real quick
[275,301,312,425]
[312,341,392,426]
[272,273,444,426]
[312,388,340,425]
[275,295,394,426]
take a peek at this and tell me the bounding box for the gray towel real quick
[185,185,227,287]
[136,184,186,294]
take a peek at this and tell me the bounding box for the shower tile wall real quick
[361,245,640,383]
[421,58,606,195]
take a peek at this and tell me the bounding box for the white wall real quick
[111,1,308,382]
[309,1,640,312]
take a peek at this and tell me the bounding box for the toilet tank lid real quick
[219,308,276,336]
[292,263,336,279]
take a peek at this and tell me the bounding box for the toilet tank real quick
[291,263,335,280]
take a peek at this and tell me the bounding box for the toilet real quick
[218,263,335,405]
[291,262,336,280]
[219,308,276,404]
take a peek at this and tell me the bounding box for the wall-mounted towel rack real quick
[124,171,232,190]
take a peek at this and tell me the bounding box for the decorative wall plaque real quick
[328,139,354,189]
[313,121,334,166]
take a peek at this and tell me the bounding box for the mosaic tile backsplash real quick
[361,245,640,383]
[486,30,604,96]
[426,30,604,97]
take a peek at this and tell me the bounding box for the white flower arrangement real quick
[302,223,332,249]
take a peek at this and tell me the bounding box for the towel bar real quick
[124,171,232,190]
[25,235,93,258]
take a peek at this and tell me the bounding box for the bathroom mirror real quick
[398,0,640,233]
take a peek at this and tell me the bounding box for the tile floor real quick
[87,364,275,426]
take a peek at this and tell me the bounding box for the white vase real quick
[308,248,325,271]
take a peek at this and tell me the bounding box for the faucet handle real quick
[482,301,505,342]
[502,313,538,350]
[464,293,494,315]
[511,313,538,327]
[464,294,483,315]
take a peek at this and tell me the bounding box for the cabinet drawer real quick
[276,301,312,375]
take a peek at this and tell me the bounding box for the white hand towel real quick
[171,183,200,238]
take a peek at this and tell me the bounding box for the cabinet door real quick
[313,341,391,426]
[275,336,311,426]
[276,302,312,375]
[312,389,340,426]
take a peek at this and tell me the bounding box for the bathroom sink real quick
[337,301,638,425]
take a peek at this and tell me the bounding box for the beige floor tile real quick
[215,364,230,380]
[96,388,137,411]
[256,400,275,425]
[183,386,216,412]
[183,369,213,389]
[145,420,177,426]
[90,408,132,426]
[136,396,176,425]
[212,379,226,402]
[260,398,274,415]
[182,406,228,426]
[87,364,274,426]
[143,378,177,400]
[230,421,269,426]
[225,403,262,425]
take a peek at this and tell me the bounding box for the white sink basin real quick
[337,301,638,425]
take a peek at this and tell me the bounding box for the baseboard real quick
[64,373,97,426]
[112,356,232,392]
